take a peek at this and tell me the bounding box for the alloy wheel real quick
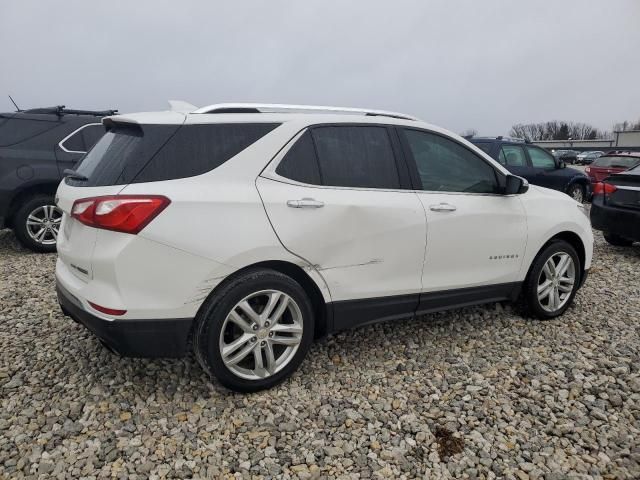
[537,252,575,313]
[570,187,584,203]
[219,290,304,380]
[26,205,62,245]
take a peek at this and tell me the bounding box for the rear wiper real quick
[63,169,88,181]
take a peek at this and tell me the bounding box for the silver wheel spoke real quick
[556,255,571,277]
[537,252,576,313]
[270,335,300,346]
[270,323,303,335]
[543,259,556,278]
[261,291,283,321]
[27,214,44,225]
[50,227,58,240]
[223,334,255,365]
[264,342,276,374]
[237,300,261,326]
[227,310,255,333]
[537,280,552,295]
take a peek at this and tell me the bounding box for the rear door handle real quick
[287,198,324,209]
[429,202,457,212]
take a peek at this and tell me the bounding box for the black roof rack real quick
[22,105,118,117]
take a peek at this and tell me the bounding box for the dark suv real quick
[469,137,591,203]
[0,106,115,252]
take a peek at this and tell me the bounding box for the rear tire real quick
[193,268,314,392]
[604,233,633,247]
[523,240,581,320]
[13,195,62,253]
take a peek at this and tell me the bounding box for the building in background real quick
[533,130,640,152]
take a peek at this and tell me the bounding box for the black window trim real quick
[58,122,103,154]
[262,122,415,192]
[397,126,508,196]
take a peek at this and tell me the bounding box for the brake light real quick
[88,301,126,316]
[71,195,170,234]
[592,182,617,196]
[585,167,591,173]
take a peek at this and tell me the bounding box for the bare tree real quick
[510,120,610,140]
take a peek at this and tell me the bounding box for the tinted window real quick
[527,147,556,168]
[276,131,321,185]
[311,126,400,189]
[474,143,493,154]
[593,155,640,169]
[499,145,527,167]
[403,129,498,193]
[73,123,278,186]
[0,116,60,146]
[60,124,105,153]
[134,123,278,183]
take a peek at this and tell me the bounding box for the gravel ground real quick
[1,228,639,480]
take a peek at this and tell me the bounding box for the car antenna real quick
[8,95,22,112]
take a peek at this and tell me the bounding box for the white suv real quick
[55,103,593,392]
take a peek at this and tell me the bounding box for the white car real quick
[55,103,593,392]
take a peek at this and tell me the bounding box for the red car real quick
[585,152,640,183]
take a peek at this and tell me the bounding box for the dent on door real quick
[256,177,427,302]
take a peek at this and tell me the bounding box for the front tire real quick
[523,240,581,320]
[604,233,633,247]
[567,184,585,203]
[193,269,314,392]
[13,195,62,253]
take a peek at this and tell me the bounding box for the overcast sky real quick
[1,1,639,135]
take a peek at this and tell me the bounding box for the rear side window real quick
[72,123,278,186]
[311,126,400,189]
[60,124,105,153]
[276,131,321,185]
[134,123,279,183]
[526,146,556,169]
[0,116,60,146]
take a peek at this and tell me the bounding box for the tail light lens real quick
[71,195,170,234]
[592,182,617,196]
[585,167,591,173]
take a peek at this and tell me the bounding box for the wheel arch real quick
[527,230,586,286]
[194,260,330,340]
[6,182,60,228]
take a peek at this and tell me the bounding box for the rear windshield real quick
[70,122,279,186]
[592,155,640,169]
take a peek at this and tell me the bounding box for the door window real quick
[311,126,400,189]
[527,146,556,169]
[499,145,527,167]
[402,129,498,193]
[275,131,321,185]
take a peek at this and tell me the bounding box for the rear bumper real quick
[590,197,640,242]
[56,280,193,358]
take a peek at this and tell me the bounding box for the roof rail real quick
[23,105,118,117]
[193,103,420,121]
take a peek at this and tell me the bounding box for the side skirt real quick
[329,282,521,333]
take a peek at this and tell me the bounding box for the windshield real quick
[592,155,640,169]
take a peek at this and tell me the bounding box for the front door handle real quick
[429,202,457,212]
[287,198,325,209]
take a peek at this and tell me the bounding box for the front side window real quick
[499,145,527,167]
[403,129,498,193]
[527,146,556,169]
[311,126,400,189]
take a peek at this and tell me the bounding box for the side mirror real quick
[505,175,529,195]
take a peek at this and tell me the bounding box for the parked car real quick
[557,150,578,165]
[55,103,593,392]
[0,106,114,252]
[576,151,603,165]
[470,137,591,202]
[585,152,640,183]
[590,163,640,246]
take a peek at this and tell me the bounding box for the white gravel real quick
[1,228,639,479]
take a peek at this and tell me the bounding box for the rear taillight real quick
[71,195,170,234]
[592,182,617,196]
[585,167,591,173]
